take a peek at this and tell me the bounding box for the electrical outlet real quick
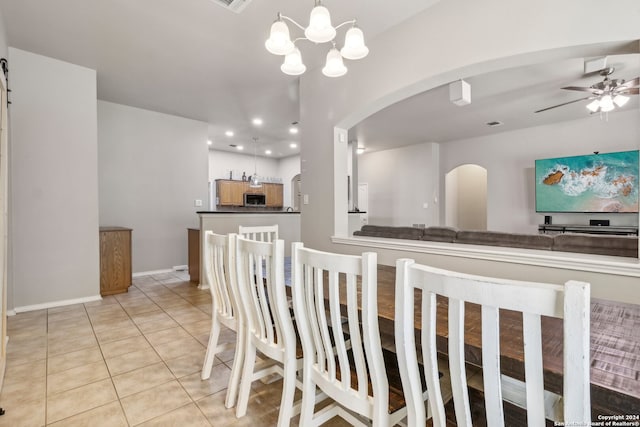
[194,199,203,207]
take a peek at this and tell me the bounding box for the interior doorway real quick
[291,174,301,211]
[445,164,487,230]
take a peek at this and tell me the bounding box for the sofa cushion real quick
[455,230,554,250]
[353,225,423,240]
[421,226,458,243]
[553,234,639,258]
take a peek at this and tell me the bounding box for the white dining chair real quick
[234,235,301,427]
[394,258,591,427]
[238,224,279,242]
[291,242,415,427]
[200,232,244,409]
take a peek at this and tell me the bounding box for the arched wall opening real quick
[445,164,487,230]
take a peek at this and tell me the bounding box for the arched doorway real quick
[445,164,487,230]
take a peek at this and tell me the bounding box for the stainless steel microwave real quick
[244,193,266,207]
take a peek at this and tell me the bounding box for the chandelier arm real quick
[279,15,306,31]
[292,37,309,44]
[334,20,357,31]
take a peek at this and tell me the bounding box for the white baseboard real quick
[132,268,173,277]
[172,265,188,271]
[11,294,103,315]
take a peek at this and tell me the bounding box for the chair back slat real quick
[447,298,473,427]
[304,263,325,371]
[395,259,591,427]
[481,305,505,427]
[316,268,336,378]
[522,312,545,427]
[346,272,367,399]
[328,269,348,387]
[238,225,279,243]
[563,281,591,423]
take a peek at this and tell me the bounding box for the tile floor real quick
[0,271,329,427]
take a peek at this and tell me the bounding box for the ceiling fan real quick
[535,67,639,113]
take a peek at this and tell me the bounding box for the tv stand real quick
[538,224,638,236]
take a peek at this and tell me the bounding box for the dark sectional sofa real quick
[353,225,639,258]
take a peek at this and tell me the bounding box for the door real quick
[0,65,8,392]
[357,183,369,227]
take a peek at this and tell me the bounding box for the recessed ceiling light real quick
[237,145,244,150]
[225,130,234,137]
[289,143,297,148]
[252,118,263,126]
[289,127,298,134]
[207,139,212,146]
[265,150,272,155]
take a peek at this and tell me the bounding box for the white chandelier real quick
[265,1,369,78]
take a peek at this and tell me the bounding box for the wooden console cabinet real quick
[99,227,132,296]
[538,224,638,236]
[188,228,200,284]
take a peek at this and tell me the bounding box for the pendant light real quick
[249,137,262,188]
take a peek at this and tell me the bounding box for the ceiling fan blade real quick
[534,96,592,113]
[618,77,639,89]
[561,86,595,92]
[621,87,639,95]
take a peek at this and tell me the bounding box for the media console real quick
[538,224,639,236]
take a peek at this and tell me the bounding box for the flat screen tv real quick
[535,150,639,213]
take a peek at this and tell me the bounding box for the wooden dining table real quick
[367,264,640,418]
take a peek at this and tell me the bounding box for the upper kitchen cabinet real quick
[216,179,283,208]
[265,183,284,207]
[216,179,245,206]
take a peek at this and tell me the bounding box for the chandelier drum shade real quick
[265,1,369,77]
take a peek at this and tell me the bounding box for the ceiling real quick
[0,1,638,159]
[351,51,640,154]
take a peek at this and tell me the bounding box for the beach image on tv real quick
[535,150,639,213]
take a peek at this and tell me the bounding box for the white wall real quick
[440,109,639,233]
[208,150,300,210]
[0,7,7,58]
[358,143,439,226]
[98,101,208,273]
[9,48,100,309]
[208,149,279,183]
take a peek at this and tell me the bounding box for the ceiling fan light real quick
[265,20,294,55]
[599,94,614,112]
[280,47,306,76]
[305,4,336,43]
[340,26,369,60]
[613,94,630,107]
[586,99,600,112]
[322,47,347,77]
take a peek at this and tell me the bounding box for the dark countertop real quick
[197,211,366,214]
[197,211,300,214]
